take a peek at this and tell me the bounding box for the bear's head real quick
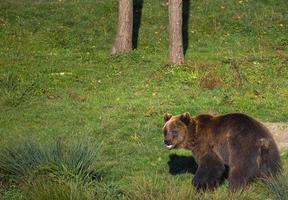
[162,112,191,150]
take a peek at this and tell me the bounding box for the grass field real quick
[0,0,288,199]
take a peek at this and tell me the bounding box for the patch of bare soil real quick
[264,122,288,150]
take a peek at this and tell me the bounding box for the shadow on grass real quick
[168,154,229,186]
[167,154,198,175]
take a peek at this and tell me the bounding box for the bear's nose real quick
[164,140,171,145]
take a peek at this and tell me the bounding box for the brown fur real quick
[163,112,282,192]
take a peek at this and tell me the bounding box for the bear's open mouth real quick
[166,144,174,150]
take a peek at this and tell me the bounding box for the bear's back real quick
[215,113,272,139]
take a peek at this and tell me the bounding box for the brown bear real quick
[162,112,282,192]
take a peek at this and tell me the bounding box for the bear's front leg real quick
[192,152,225,191]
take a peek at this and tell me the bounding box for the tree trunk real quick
[168,0,184,65]
[111,0,133,55]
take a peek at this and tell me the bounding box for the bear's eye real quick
[172,131,178,136]
[164,129,168,136]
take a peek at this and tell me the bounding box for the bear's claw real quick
[192,175,219,191]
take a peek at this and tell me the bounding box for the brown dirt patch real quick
[264,122,288,150]
[200,75,223,90]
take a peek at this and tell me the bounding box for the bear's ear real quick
[180,112,191,125]
[163,113,172,122]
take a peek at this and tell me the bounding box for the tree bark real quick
[111,0,133,55]
[168,0,184,65]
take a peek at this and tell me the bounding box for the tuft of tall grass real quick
[0,141,48,181]
[0,138,127,200]
[127,177,195,200]
[24,178,96,200]
[127,176,270,200]
[0,138,105,183]
[40,139,106,182]
[265,175,288,200]
[0,72,45,107]
[0,185,25,200]
[93,182,127,200]
[24,178,126,200]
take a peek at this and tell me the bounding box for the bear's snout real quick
[164,139,175,150]
[164,140,172,145]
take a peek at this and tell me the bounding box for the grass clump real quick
[127,177,195,200]
[0,138,126,200]
[0,138,108,189]
[0,185,24,200]
[24,178,94,200]
[266,174,288,200]
[0,72,46,108]
[0,140,48,181]
[43,139,105,182]
[264,153,288,200]
[0,138,103,182]
[23,178,125,200]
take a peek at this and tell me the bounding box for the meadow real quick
[0,0,288,199]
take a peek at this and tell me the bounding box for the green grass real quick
[23,178,125,200]
[266,175,288,200]
[0,0,287,199]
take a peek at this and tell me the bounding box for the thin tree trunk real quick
[168,0,184,65]
[111,0,133,55]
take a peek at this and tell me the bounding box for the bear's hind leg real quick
[258,139,282,177]
[228,148,259,192]
[228,166,255,192]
